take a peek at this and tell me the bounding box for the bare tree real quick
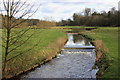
[84,8,91,16]
[0,0,40,75]
[0,13,2,80]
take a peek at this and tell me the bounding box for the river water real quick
[20,33,98,78]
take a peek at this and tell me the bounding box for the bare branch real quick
[11,3,40,28]
[6,39,41,62]
[9,28,30,47]
[12,0,28,16]
[3,0,7,11]
[0,36,6,43]
[2,0,40,74]
[8,32,34,54]
[9,28,30,40]
[0,43,6,48]
[11,0,21,13]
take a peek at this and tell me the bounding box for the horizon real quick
[0,0,119,21]
[31,0,119,21]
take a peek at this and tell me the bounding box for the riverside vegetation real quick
[52,26,119,78]
[82,27,119,78]
[2,29,66,78]
[1,26,119,79]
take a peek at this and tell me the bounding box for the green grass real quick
[1,27,119,78]
[53,26,96,28]
[2,28,66,78]
[83,27,119,78]
[51,26,96,32]
[0,29,2,79]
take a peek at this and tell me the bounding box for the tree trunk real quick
[3,27,10,76]
[3,55,7,76]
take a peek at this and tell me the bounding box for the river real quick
[20,33,98,78]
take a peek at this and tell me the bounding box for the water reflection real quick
[19,33,97,78]
[65,33,93,48]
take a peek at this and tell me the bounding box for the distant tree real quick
[73,13,83,26]
[92,11,98,16]
[0,14,2,29]
[84,8,91,16]
[67,19,73,26]
[61,20,69,26]
[27,19,39,26]
[58,7,120,27]
[107,7,118,26]
[118,11,120,26]
[37,20,56,28]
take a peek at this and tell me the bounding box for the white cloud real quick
[1,0,119,21]
[32,0,119,21]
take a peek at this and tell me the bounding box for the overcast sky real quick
[1,0,119,21]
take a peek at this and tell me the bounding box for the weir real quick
[19,33,98,78]
[64,33,95,49]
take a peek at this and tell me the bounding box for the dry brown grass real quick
[3,37,67,79]
[45,37,67,61]
[93,40,108,61]
[36,21,56,28]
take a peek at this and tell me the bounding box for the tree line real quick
[0,14,56,28]
[57,7,120,27]
[17,19,56,28]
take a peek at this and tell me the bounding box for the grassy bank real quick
[2,29,67,78]
[52,26,96,29]
[1,27,119,78]
[82,27,119,78]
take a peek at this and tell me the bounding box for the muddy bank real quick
[93,40,109,77]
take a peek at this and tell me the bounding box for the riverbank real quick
[82,27,118,78]
[2,29,67,79]
[2,26,119,79]
[17,31,97,78]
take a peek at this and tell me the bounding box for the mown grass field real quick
[82,27,119,78]
[57,26,119,78]
[1,26,119,78]
[2,29,66,78]
[52,26,96,29]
